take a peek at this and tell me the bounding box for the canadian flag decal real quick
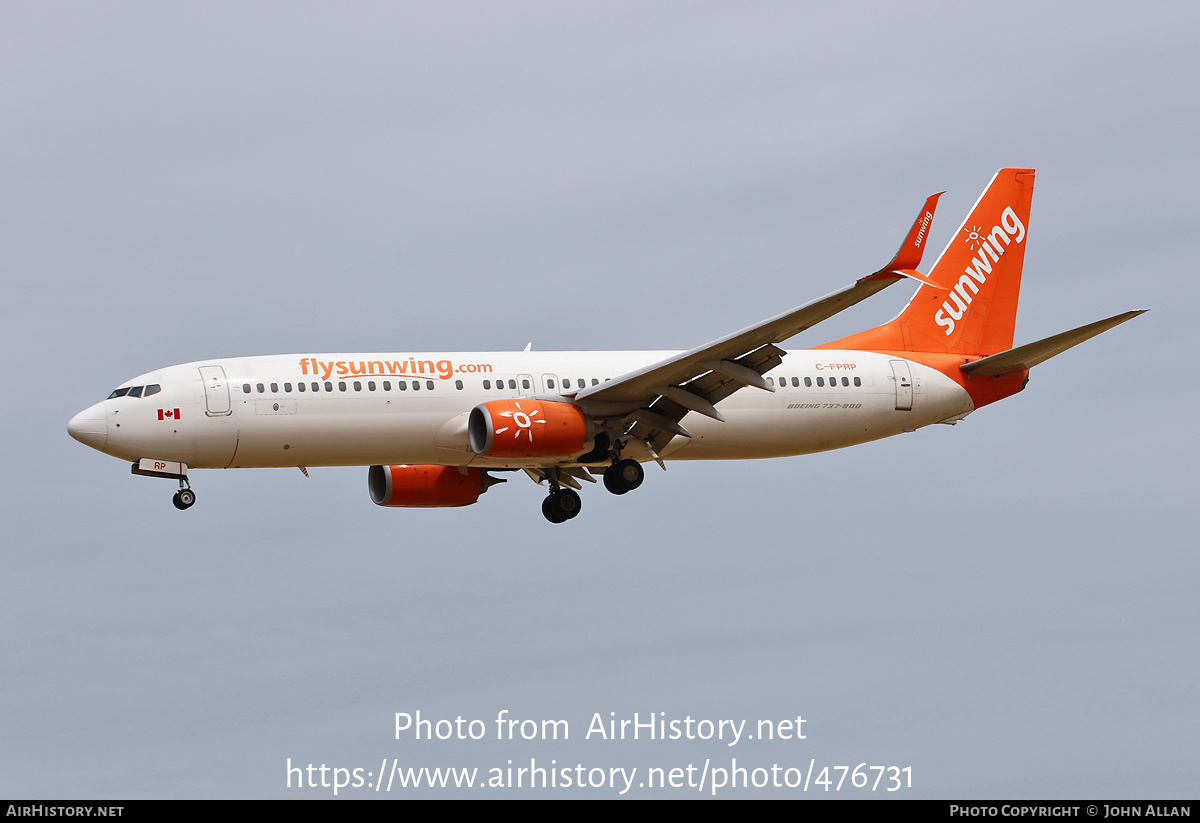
[158,408,181,421]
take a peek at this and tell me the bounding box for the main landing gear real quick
[535,454,646,523]
[542,487,581,523]
[603,458,644,495]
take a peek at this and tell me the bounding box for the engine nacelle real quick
[468,398,588,459]
[368,464,486,507]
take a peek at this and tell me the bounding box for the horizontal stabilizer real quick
[961,310,1146,376]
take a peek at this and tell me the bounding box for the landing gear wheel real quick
[603,468,627,495]
[172,491,186,510]
[542,488,581,523]
[173,488,196,510]
[604,459,644,495]
[555,488,580,519]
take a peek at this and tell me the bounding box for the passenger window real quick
[257,383,265,393]
[353,381,362,391]
[284,383,292,392]
[398,381,407,391]
[298,382,306,392]
[127,386,144,398]
[817,377,824,387]
[368,381,376,391]
[547,379,555,389]
[339,382,347,392]
[412,381,420,391]
[767,377,774,386]
[508,379,516,390]
[842,377,849,387]
[270,383,279,393]
[521,379,530,390]
[483,379,491,390]
[242,384,251,394]
[455,380,463,390]
[312,382,320,392]
[143,384,161,397]
[426,381,434,390]
[324,382,333,392]
[591,379,599,386]
[853,377,861,387]
[383,381,391,391]
[804,377,812,387]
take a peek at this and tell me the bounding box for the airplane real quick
[68,168,1143,523]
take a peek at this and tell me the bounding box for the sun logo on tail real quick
[962,224,985,250]
[494,400,546,443]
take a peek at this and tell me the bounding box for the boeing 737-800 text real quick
[68,168,1142,522]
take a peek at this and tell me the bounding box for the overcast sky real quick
[3,1,1196,798]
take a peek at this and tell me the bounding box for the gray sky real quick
[3,1,1196,798]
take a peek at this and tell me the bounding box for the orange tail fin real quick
[820,168,1036,356]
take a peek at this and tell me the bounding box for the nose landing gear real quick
[131,459,196,510]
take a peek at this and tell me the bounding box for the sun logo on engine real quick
[494,400,546,443]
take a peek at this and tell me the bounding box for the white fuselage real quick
[69,349,974,470]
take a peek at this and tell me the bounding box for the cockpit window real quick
[108,384,160,399]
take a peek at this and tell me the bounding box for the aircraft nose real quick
[68,403,108,451]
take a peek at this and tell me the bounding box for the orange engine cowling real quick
[468,398,588,459]
[368,464,486,507]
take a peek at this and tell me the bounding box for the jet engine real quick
[468,398,588,459]
[368,464,493,507]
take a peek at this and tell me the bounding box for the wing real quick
[573,193,943,458]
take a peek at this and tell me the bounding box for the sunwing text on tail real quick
[68,168,1144,522]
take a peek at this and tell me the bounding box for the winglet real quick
[864,192,942,280]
